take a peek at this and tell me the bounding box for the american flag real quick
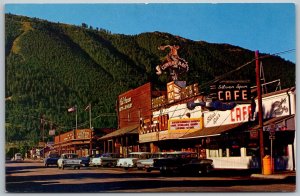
[67,106,76,112]
[85,104,91,111]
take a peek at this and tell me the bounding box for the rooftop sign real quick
[210,80,251,102]
[155,45,189,81]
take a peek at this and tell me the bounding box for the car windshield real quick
[150,153,164,158]
[49,154,59,158]
[94,154,101,158]
[162,152,197,158]
[101,153,114,158]
[129,153,150,159]
[63,154,78,159]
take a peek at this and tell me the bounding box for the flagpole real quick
[89,103,92,129]
[75,104,78,132]
[89,103,92,156]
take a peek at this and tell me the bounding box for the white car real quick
[116,152,151,170]
[90,153,122,167]
[57,153,82,170]
[12,153,23,161]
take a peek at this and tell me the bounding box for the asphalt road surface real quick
[5,160,296,193]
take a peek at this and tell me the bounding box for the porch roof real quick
[179,122,245,140]
[99,124,139,140]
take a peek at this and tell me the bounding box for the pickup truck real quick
[57,153,82,170]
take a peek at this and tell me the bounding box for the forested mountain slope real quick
[5,14,295,145]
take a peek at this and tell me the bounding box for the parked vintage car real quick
[44,153,60,167]
[152,151,214,175]
[136,152,167,172]
[57,153,82,170]
[90,153,123,167]
[80,156,91,167]
[89,154,101,164]
[12,153,23,161]
[116,152,151,170]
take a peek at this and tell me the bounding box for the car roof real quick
[102,153,120,155]
[160,151,196,155]
[129,152,151,155]
[61,153,77,155]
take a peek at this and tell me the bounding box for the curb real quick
[250,173,287,180]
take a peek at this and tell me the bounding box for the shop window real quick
[230,148,241,157]
[273,145,287,157]
[246,148,259,157]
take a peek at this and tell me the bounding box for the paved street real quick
[5,160,296,193]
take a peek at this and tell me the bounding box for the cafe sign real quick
[210,80,251,102]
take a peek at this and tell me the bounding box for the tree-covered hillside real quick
[5,14,295,146]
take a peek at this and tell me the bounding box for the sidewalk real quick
[250,170,296,180]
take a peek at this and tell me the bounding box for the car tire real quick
[202,165,211,174]
[62,165,64,170]
[146,168,152,172]
[160,166,167,175]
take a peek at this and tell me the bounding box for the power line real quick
[199,48,295,89]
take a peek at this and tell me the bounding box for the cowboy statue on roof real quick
[156,44,189,81]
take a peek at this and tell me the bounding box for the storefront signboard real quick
[204,90,293,127]
[256,94,291,118]
[204,104,252,127]
[168,118,202,131]
[119,96,132,112]
[76,129,91,139]
[210,80,251,102]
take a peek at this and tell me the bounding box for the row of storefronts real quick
[53,81,296,171]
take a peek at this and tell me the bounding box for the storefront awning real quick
[250,115,295,131]
[99,124,139,140]
[179,122,245,140]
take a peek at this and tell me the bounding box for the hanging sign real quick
[250,129,258,139]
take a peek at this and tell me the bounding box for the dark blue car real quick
[80,156,91,167]
[44,154,60,167]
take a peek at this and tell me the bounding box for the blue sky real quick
[5,3,296,62]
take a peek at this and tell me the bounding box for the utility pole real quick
[40,114,46,158]
[255,50,264,174]
[75,105,78,132]
[87,103,93,156]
